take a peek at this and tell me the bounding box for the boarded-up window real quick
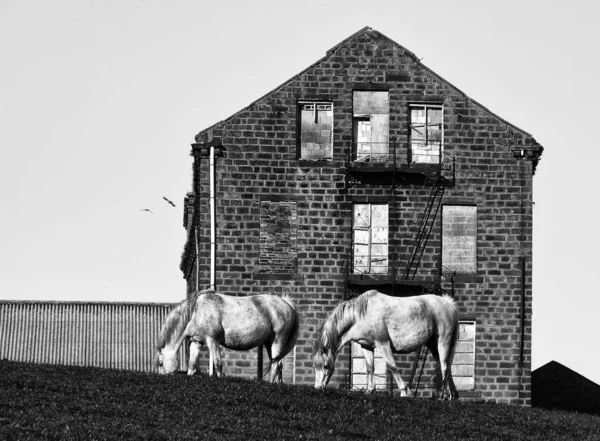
[353,91,389,162]
[259,201,298,273]
[410,104,443,164]
[351,342,389,391]
[353,203,388,274]
[298,102,333,160]
[452,321,476,391]
[442,205,477,275]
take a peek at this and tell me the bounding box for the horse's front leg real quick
[187,340,203,376]
[378,343,411,397]
[361,346,375,394]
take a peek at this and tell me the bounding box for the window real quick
[410,104,443,164]
[298,101,333,160]
[353,91,389,162]
[451,321,476,391]
[259,201,298,274]
[353,203,388,274]
[442,205,477,275]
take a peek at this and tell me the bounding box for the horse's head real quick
[312,348,334,390]
[155,347,179,375]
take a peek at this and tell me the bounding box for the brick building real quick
[179,27,543,405]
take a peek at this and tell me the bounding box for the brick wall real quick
[181,28,538,404]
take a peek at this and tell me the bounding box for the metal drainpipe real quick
[194,227,200,292]
[209,145,216,290]
[517,254,526,402]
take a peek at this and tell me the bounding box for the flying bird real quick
[140,209,154,214]
[163,196,176,207]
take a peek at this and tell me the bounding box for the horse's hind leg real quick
[206,338,223,378]
[264,344,283,383]
[378,342,411,397]
[267,331,295,383]
[426,342,445,399]
[436,338,459,401]
[270,360,283,383]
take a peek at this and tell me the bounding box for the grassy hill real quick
[1,360,598,440]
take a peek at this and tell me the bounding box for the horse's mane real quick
[156,289,210,350]
[313,290,377,361]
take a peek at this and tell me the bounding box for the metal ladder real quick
[402,174,446,281]
[402,174,445,397]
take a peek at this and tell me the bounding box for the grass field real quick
[1,360,599,440]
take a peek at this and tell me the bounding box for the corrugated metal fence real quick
[0,301,186,373]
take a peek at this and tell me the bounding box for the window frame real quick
[352,203,389,275]
[296,100,334,161]
[352,90,390,162]
[451,320,476,391]
[441,204,477,277]
[409,103,444,165]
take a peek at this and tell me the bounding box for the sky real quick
[1,0,599,385]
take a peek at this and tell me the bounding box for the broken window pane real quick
[353,204,371,227]
[410,105,443,164]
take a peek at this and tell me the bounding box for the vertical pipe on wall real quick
[519,256,526,367]
[195,227,200,292]
[209,145,216,290]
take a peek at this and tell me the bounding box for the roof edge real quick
[194,26,373,142]
[194,26,543,150]
[535,360,600,387]
[369,29,538,143]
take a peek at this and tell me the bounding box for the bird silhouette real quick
[140,209,154,214]
[163,196,176,207]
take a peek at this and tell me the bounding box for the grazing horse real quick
[156,289,299,382]
[313,290,459,400]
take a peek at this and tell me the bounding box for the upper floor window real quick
[298,101,333,161]
[442,205,477,275]
[410,104,443,164]
[353,91,389,162]
[352,203,388,274]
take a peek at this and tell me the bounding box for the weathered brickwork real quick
[259,200,298,274]
[179,27,542,405]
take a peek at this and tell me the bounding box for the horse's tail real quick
[274,295,300,364]
[262,295,300,379]
[448,312,460,366]
[442,295,460,366]
[439,306,461,398]
[280,293,295,310]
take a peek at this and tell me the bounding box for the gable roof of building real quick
[533,360,600,414]
[194,26,542,151]
[534,360,600,388]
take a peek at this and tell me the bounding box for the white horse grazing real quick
[156,289,299,382]
[313,290,459,400]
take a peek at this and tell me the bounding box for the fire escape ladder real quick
[403,174,445,397]
[402,174,445,281]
